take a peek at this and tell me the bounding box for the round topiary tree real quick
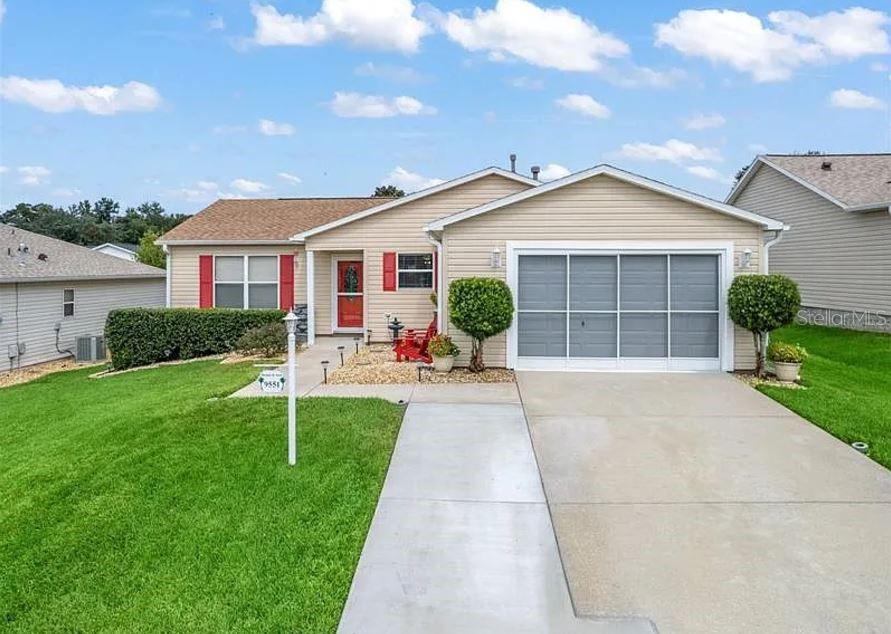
[728,274,801,377]
[449,277,514,372]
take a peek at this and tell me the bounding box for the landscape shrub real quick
[105,308,285,370]
[728,274,801,377]
[235,322,288,358]
[428,334,460,358]
[767,341,808,364]
[449,277,513,372]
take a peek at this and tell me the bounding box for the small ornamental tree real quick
[449,277,514,372]
[135,230,166,269]
[728,274,801,377]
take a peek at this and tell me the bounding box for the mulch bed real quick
[1,358,104,389]
[734,371,807,390]
[328,344,515,384]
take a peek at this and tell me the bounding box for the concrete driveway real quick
[519,371,891,633]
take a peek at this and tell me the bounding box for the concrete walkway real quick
[519,371,891,633]
[338,383,654,634]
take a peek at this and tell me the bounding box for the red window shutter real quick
[383,252,397,291]
[279,254,295,310]
[198,255,213,308]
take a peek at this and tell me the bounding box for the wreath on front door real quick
[344,265,359,293]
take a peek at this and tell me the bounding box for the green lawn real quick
[760,323,891,470]
[0,361,403,633]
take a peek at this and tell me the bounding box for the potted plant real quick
[767,341,808,382]
[428,334,460,373]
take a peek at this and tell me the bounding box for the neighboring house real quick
[159,164,784,372]
[1,224,166,370]
[91,242,138,261]
[728,154,891,332]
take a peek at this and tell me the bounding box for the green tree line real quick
[0,199,190,268]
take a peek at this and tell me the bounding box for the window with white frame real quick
[62,288,75,317]
[397,253,433,289]
[214,255,278,309]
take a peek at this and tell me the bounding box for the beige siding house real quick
[728,154,891,332]
[1,225,165,370]
[159,163,785,372]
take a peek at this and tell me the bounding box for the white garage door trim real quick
[506,240,735,372]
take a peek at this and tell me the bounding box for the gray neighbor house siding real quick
[731,160,891,332]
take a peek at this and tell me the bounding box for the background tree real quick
[728,274,801,377]
[373,185,405,198]
[135,231,166,268]
[0,199,190,247]
[449,277,514,372]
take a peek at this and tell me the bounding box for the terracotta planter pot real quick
[773,361,800,383]
[432,355,455,373]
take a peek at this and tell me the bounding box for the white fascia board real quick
[156,239,297,246]
[846,202,891,214]
[426,164,785,231]
[726,156,848,210]
[289,167,538,242]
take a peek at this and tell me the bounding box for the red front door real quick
[336,260,363,329]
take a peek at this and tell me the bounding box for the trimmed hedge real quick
[105,308,285,370]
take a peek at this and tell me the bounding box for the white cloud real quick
[748,143,768,154]
[382,166,445,192]
[251,0,430,53]
[605,65,686,89]
[508,76,544,90]
[208,16,225,31]
[683,113,726,130]
[871,61,889,72]
[539,163,571,181]
[18,166,51,186]
[0,165,7,174]
[617,139,722,164]
[329,91,436,118]
[258,118,296,136]
[51,187,82,198]
[442,0,628,72]
[196,181,218,191]
[555,93,611,119]
[277,172,302,185]
[230,178,269,193]
[829,88,885,109]
[0,0,5,24]
[685,165,731,183]
[656,8,890,82]
[354,62,426,83]
[0,76,161,115]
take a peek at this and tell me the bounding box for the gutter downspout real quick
[762,226,787,273]
[426,231,444,333]
[162,244,171,307]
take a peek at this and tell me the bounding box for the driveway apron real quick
[518,371,891,634]
[337,383,654,634]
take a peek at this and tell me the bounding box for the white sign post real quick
[283,311,299,466]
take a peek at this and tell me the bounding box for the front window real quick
[398,253,433,289]
[62,288,75,317]
[214,255,278,309]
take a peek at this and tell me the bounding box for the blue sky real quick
[1,0,890,214]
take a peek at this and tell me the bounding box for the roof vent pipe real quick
[531,165,540,181]
[821,161,832,171]
[509,153,517,173]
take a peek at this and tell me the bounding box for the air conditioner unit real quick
[76,335,106,363]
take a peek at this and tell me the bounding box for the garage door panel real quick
[569,313,617,357]
[518,255,566,311]
[671,313,719,358]
[518,313,566,357]
[620,255,667,311]
[671,255,719,311]
[620,313,667,358]
[569,256,616,311]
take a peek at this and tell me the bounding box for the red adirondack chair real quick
[393,317,437,363]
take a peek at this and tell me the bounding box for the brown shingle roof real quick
[764,154,891,208]
[158,197,391,242]
[1,224,165,283]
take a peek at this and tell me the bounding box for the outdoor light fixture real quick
[337,345,345,366]
[283,311,299,466]
[321,360,329,384]
[490,247,502,269]
[741,248,752,268]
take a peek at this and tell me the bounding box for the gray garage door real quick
[516,253,721,370]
